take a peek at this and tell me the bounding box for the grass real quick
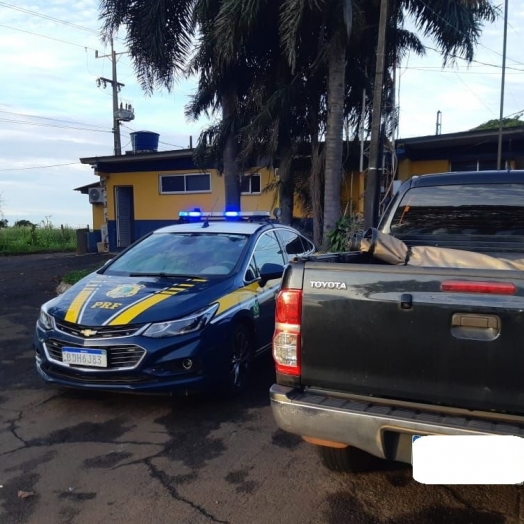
[62,261,108,285]
[62,268,95,285]
[0,219,77,255]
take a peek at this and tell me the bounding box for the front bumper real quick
[34,321,228,394]
[270,385,524,464]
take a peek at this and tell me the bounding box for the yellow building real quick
[78,148,278,252]
[396,126,524,181]
[77,126,524,251]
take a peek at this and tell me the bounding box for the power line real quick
[452,73,498,117]
[424,45,524,71]
[418,0,524,66]
[122,124,186,149]
[0,110,109,130]
[0,23,97,51]
[0,118,113,134]
[0,162,81,172]
[0,1,98,34]
[405,67,523,75]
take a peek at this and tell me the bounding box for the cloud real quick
[0,0,522,228]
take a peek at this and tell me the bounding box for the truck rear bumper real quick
[270,384,524,464]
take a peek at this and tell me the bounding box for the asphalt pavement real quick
[0,252,522,524]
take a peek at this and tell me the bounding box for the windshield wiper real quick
[129,272,202,279]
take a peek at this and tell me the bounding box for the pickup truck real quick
[270,170,524,472]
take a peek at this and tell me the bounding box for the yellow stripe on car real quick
[108,287,182,325]
[65,283,100,323]
[215,282,260,315]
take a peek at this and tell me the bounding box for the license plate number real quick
[62,348,107,368]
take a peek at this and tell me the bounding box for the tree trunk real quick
[278,144,294,225]
[310,112,323,246]
[322,38,346,246]
[221,89,241,211]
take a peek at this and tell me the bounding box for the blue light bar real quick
[224,211,240,217]
[179,211,189,217]
[188,211,202,217]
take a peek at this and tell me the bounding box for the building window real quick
[450,159,503,172]
[241,174,261,194]
[160,174,211,194]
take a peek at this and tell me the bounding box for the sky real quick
[0,0,523,228]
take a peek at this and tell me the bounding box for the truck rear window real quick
[390,183,524,236]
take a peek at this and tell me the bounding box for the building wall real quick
[99,166,277,251]
[103,168,276,221]
[341,171,365,215]
[92,204,104,230]
[397,159,449,181]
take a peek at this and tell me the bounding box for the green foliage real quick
[473,116,524,130]
[62,268,96,285]
[0,218,8,229]
[14,219,36,228]
[326,215,363,252]
[0,218,76,255]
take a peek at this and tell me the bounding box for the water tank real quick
[130,131,160,153]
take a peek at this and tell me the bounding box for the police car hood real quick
[48,274,233,327]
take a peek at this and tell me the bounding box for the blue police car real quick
[34,211,315,395]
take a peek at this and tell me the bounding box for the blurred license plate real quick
[412,435,524,484]
[62,348,107,368]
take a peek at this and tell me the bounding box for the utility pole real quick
[497,0,509,170]
[96,37,133,156]
[364,0,389,230]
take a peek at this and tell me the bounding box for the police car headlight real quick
[143,303,219,338]
[38,308,54,330]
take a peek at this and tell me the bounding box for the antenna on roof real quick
[202,198,219,228]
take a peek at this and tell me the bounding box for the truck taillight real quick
[441,281,516,295]
[273,289,302,376]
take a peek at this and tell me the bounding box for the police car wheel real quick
[225,324,254,394]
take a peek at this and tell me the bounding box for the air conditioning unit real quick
[89,187,104,204]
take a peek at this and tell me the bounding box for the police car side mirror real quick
[259,263,284,287]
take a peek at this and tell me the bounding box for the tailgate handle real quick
[451,314,499,329]
[451,313,500,341]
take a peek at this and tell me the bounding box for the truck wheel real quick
[317,445,374,473]
[221,323,254,397]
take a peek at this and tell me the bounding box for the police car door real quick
[245,231,286,349]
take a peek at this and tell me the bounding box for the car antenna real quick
[202,198,218,228]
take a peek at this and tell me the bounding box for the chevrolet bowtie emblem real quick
[80,329,98,337]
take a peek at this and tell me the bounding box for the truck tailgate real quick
[301,262,524,414]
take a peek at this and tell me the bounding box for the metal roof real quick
[411,170,524,187]
[79,149,193,166]
[397,126,524,152]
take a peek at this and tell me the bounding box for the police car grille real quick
[55,319,142,339]
[45,366,154,384]
[46,339,146,369]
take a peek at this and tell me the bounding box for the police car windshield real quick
[104,232,249,277]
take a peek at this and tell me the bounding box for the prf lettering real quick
[91,301,122,310]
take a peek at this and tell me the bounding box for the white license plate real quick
[62,348,107,368]
[412,435,524,484]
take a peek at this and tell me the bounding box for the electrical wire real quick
[0,1,99,34]
[405,67,523,75]
[122,124,186,149]
[0,162,81,172]
[0,1,126,43]
[0,118,113,134]
[417,0,524,66]
[0,110,109,130]
[0,23,97,51]
[424,45,524,71]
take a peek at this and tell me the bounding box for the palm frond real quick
[403,0,498,64]
[99,0,197,93]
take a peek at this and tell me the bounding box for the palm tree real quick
[100,0,247,210]
[280,0,497,245]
